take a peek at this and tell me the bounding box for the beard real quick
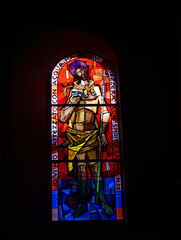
[75,71,89,83]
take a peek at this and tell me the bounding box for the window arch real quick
[51,52,124,221]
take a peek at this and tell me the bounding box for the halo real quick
[69,60,88,76]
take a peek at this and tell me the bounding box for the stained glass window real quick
[51,53,124,221]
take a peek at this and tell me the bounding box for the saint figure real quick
[60,61,113,217]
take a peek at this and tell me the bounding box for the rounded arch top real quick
[51,52,118,105]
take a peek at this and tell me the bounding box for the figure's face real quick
[76,68,85,78]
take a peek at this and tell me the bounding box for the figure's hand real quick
[70,95,80,104]
[98,133,108,146]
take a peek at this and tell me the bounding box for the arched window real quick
[51,52,124,221]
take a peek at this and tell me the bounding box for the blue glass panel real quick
[52,190,58,208]
[115,191,122,207]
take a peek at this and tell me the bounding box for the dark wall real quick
[1,4,180,240]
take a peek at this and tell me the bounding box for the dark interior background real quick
[1,3,180,240]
